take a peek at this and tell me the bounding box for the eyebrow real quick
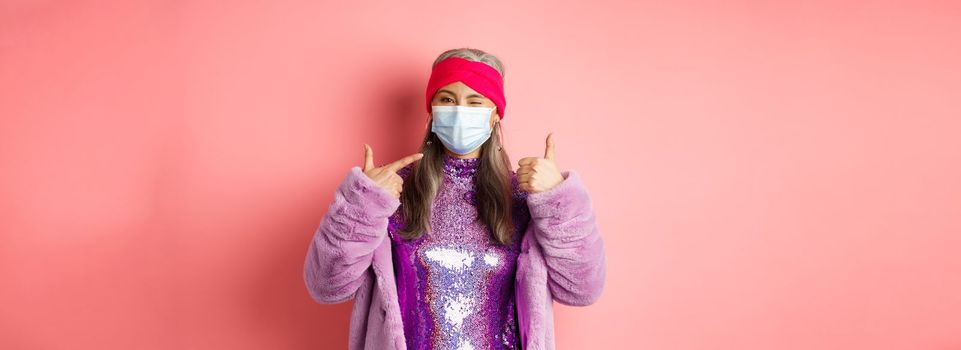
[437,89,484,99]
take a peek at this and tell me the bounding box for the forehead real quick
[436,81,481,95]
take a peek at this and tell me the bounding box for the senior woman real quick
[304,47,607,349]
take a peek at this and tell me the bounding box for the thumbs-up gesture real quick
[362,144,424,199]
[517,133,565,193]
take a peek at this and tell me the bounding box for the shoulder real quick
[509,169,530,204]
[509,169,532,244]
[397,162,415,181]
[388,163,416,238]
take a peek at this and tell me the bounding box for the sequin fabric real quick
[388,152,530,350]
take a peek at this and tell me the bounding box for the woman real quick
[303,48,606,350]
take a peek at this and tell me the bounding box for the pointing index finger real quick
[385,152,424,172]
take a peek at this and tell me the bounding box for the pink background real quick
[2,1,960,349]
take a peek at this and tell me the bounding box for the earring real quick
[426,140,432,145]
[496,121,502,150]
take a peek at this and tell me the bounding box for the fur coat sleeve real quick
[526,169,607,306]
[303,166,400,304]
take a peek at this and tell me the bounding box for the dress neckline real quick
[441,152,480,179]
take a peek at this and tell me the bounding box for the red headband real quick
[425,56,506,119]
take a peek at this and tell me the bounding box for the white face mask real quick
[430,105,494,155]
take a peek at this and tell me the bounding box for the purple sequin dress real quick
[388,153,530,350]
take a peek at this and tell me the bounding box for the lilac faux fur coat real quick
[303,164,606,349]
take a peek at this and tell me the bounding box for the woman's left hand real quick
[518,133,565,193]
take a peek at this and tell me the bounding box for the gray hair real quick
[432,47,506,79]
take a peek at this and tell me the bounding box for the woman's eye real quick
[470,101,481,104]
[441,97,454,103]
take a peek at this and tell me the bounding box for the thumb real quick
[544,132,556,160]
[363,144,375,171]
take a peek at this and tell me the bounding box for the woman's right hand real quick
[362,144,423,199]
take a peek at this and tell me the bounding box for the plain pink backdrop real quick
[2,1,960,349]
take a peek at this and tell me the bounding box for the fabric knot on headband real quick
[425,56,506,119]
